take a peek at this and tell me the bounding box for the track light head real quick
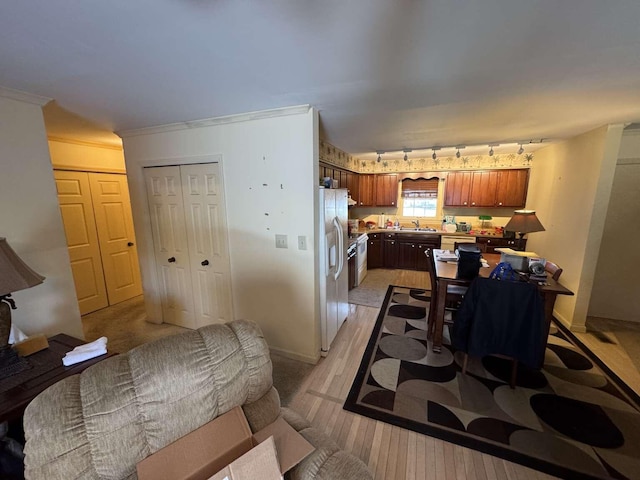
[377,154,381,162]
[402,148,411,161]
[456,149,461,158]
[517,144,524,155]
[489,147,494,156]
[376,150,384,163]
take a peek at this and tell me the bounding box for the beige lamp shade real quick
[504,210,545,236]
[0,237,45,297]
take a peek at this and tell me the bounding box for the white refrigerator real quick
[319,187,349,355]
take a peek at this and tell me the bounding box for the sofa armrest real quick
[281,408,373,480]
[242,387,281,432]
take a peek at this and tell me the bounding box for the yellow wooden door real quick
[89,173,143,305]
[54,170,108,315]
[181,163,233,327]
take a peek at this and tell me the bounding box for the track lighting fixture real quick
[371,141,540,160]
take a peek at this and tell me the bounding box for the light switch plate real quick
[275,234,288,249]
[298,235,307,250]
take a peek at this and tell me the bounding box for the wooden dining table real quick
[431,250,574,366]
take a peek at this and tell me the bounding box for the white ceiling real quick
[2,1,640,161]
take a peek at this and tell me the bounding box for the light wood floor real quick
[289,270,558,480]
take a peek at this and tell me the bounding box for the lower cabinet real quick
[383,233,398,268]
[367,233,440,271]
[367,233,384,268]
[476,237,526,253]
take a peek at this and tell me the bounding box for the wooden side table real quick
[0,334,116,424]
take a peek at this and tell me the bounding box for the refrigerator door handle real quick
[333,216,344,280]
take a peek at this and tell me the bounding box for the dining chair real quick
[454,242,487,253]
[451,277,545,388]
[425,248,467,340]
[544,261,563,281]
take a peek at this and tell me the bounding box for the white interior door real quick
[181,163,233,327]
[89,173,143,305]
[144,166,196,328]
[54,170,108,315]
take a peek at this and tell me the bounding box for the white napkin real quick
[62,337,108,366]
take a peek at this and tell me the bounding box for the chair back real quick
[545,261,563,281]
[454,242,486,253]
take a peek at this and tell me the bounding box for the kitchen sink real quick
[399,227,438,232]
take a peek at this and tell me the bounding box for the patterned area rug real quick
[344,285,640,480]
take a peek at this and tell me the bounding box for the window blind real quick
[401,178,439,198]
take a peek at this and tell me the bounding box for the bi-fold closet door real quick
[144,163,233,329]
[55,170,143,315]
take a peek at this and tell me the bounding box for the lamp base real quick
[0,345,30,379]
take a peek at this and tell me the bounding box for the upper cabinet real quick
[444,169,529,208]
[375,174,399,207]
[494,169,529,207]
[358,173,398,207]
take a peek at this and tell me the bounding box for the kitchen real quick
[320,142,535,291]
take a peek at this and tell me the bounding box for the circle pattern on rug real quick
[379,335,427,361]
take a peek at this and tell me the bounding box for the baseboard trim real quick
[269,346,319,365]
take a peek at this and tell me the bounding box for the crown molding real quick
[118,105,312,138]
[0,86,51,106]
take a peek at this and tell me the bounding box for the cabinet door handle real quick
[201,259,210,266]
[168,257,176,263]
[471,202,476,206]
[127,241,134,247]
[498,202,503,206]
[463,201,467,205]
[391,202,395,205]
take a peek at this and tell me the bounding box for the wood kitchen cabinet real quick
[476,236,526,253]
[367,233,383,268]
[383,233,398,268]
[445,169,528,208]
[346,172,360,204]
[357,173,398,207]
[495,169,529,207]
[375,174,399,207]
[444,171,473,206]
[469,171,498,207]
[358,174,376,206]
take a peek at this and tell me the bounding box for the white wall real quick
[0,90,84,339]
[121,106,320,363]
[588,128,640,321]
[526,124,624,331]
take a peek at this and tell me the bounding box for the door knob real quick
[168,257,176,263]
[127,242,134,247]
[201,259,209,266]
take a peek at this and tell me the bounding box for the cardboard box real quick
[208,437,282,480]
[137,406,314,480]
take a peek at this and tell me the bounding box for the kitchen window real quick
[401,177,439,217]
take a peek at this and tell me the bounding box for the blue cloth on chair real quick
[451,277,545,369]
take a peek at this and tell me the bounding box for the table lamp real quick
[0,237,45,369]
[504,210,545,240]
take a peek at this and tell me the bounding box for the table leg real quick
[539,292,558,369]
[433,280,449,353]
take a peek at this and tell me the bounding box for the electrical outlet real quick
[275,234,288,249]
[298,235,307,250]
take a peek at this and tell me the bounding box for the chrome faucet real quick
[412,220,420,229]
